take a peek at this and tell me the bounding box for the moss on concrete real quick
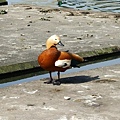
[0,61,38,74]
[78,46,120,57]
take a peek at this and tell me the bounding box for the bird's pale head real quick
[46,35,64,49]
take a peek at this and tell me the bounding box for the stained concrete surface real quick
[0,64,120,120]
[0,4,120,120]
[0,5,120,68]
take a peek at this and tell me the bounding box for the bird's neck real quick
[46,43,56,49]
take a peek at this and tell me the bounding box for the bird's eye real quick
[55,39,57,40]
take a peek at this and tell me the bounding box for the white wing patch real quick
[55,59,71,68]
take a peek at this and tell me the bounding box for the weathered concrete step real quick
[0,46,119,75]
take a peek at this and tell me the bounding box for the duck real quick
[38,35,84,85]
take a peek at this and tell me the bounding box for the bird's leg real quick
[44,71,53,84]
[53,71,61,85]
[58,71,60,80]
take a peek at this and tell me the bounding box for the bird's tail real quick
[70,53,84,67]
[70,53,84,62]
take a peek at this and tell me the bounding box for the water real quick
[7,0,120,13]
[7,0,58,7]
[61,0,120,13]
[0,58,120,88]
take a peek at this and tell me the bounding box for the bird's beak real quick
[57,41,64,46]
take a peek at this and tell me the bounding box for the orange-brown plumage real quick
[38,35,84,85]
[38,46,67,72]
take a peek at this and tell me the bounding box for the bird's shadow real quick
[59,75,100,84]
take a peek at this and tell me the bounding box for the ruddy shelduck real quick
[38,35,84,85]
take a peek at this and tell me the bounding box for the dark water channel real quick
[7,0,120,13]
[0,57,120,88]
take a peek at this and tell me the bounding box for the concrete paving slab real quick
[0,4,120,74]
[0,64,120,120]
[0,4,120,120]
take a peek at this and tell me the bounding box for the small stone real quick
[21,34,25,36]
[43,102,46,105]
[105,34,110,36]
[46,30,51,33]
[29,21,32,23]
[27,104,35,106]
[42,44,46,47]
[64,96,71,100]
[27,24,30,26]
[40,17,50,21]
[77,91,84,93]
[26,15,31,18]
[90,34,94,37]
[25,7,32,10]
[62,34,67,37]
[73,99,82,102]
[77,37,82,40]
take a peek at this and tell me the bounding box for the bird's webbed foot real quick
[52,79,61,85]
[44,79,53,84]
[44,71,53,84]
[44,80,52,84]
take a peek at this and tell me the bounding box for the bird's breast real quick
[38,47,61,70]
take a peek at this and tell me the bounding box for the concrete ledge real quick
[79,46,120,57]
[0,5,120,119]
[0,46,119,74]
[0,5,120,75]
